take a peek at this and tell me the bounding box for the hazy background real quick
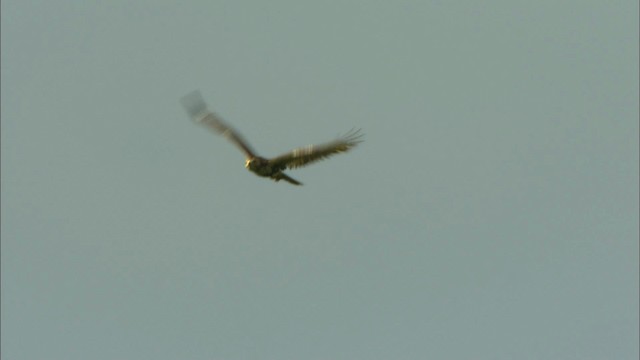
[2,1,638,359]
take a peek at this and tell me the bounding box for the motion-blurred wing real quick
[269,129,363,169]
[180,91,257,158]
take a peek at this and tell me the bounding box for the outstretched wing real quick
[269,129,363,169]
[180,91,257,158]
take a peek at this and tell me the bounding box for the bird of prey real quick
[180,91,363,186]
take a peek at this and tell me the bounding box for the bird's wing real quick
[180,91,257,158]
[268,129,363,169]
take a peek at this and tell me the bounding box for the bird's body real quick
[244,156,300,185]
[180,91,362,186]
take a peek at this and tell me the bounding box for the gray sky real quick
[2,1,638,359]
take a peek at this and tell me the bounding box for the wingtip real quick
[342,128,364,145]
[180,90,209,120]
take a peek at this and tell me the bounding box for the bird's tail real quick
[276,173,303,186]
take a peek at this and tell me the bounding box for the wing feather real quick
[180,91,257,158]
[269,129,363,169]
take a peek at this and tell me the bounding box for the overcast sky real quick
[2,1,638,359]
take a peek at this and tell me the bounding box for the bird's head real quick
[245,158,255,170]
[245,157,269,173]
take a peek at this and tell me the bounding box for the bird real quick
[180,90,363,186]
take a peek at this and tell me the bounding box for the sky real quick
[1,1,638,359]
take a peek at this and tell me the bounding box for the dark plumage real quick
[180,91,363,185]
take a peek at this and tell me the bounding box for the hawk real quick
[180,91,363,186]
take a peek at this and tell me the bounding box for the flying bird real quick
[180,91,363,186]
